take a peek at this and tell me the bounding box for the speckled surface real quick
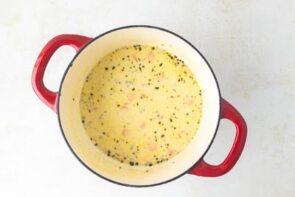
[79,45,202,167]
[0,0,294,196]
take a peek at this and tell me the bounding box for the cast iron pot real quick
[32,25,247,187]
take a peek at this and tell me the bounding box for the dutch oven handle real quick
[31,35,92,112]
[189,98,247,177]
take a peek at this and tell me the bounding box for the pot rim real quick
[57,25,222,187]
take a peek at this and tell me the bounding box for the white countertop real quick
[0,0,294,196]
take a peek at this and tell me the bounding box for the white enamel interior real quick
[59,26,220,186]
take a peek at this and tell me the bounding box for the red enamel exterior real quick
[31,34,92,112]
[31,32,247,182]
[189,98,247,177]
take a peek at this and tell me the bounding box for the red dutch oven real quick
[32,26,247,187]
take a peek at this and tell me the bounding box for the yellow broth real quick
[79,45,202,167]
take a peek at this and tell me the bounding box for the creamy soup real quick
[79,45,202,167]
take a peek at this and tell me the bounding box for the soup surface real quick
[79,45,202,167]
